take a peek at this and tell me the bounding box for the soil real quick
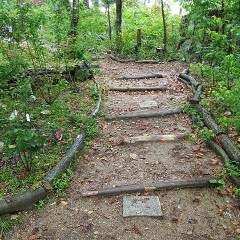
[8,57,240,240]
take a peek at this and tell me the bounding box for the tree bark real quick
[81,178,220,197]
[109,86,167,92]
[107,3,112,40]
[135,28,142,52]
[117,73,163,80]
[106,107,182,121]
[160,0,167,52]
[69,0,80,41]
[115,0,123,52]
[83,0,90,9]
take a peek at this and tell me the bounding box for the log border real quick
[0,80,102,216]
[178,69,240,187]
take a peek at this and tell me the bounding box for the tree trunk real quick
[135,28,142,52]
[69,0,80,41]
[161,0,167,52]
[83,0,90,9]
[107,3,112,40]
[115,0,123,52]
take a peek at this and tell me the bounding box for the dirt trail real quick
[9,58,240,240]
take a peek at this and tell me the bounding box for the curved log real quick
[106,107,182,121]
[44,132,85,184]
[0,187,47,215]
[218,134,240,163]
[208,141,240,186]
[179,73,200,88]
[109,86,167,92]
[194,104,223,135]
[81,177,220,197]
[117,73,164,80]
[0,80,102,216]
[189,85,203,104]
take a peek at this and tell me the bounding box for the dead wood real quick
[117,73,164,80]
[81,177,220,197]
[123,133,189,144]
[189,85,203,104]
[109,86,167,92]
[106,107,182,121]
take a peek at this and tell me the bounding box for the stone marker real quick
[139,100,158,109]
[123,196,163,217]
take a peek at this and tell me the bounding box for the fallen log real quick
[189,85,203,104]
[117,73,164,80]
[81,177,220,197]
[24,64,100,77]
[207,141,240,186]
[91,80,101,117]
[177,76,192,88]
[10,63,100,84]
[0,187,47,215]
[135,60,162,64]
[218,134,240,163]
[109,86,167,92]
[106,107,182,121]
[194,104,223,135]
[182,69,190,75]
[44,132,85,184]
[179,73,200,88]
[109,54,135,63]
[123,133,189,144]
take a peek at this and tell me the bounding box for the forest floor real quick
[8,58,240,240]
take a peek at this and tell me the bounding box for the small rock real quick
[224,111,232,117]
[129,153,138,160]
[186,230,193,235]
[10,214,18,220]
[41,110,51,115]
[139,100,158,109]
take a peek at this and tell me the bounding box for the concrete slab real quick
[123,196,163,217]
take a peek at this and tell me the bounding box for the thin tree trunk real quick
[69,0,80,41]
[107,3,112,40]
[83,0,90,9]
[115,0,123,52]
[161,0,167,52]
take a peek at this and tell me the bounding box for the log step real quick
[106,107,182,121]
[81,177,220,197]
[117,73,164,80]
[109,86,168,92]
[123,133,189,144]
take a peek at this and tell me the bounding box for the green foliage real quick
[5,128,44,171]
[209,178,225,192]
[35,199,47,209]
[199,128,215,143]
[53,169,73,197]
[84,118,98,140]
[0,217,21,235]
